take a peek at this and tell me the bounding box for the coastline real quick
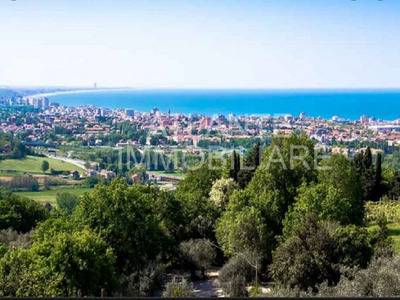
[23,87,135,99]
[41,89,400,121]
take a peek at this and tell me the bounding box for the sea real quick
[48,89,400,121]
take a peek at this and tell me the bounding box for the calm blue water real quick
[49,89,400,120]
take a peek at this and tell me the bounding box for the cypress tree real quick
[229,150,240,183]
[374,152,383,201]
[237,142,262,189]
[363,147,373,170]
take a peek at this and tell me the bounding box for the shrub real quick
[56,192,80,215]
[318,256,400,297]
[0,195,48,233]
[219,254,255,297]
[271,215,373,291]
[118,261,165,297]
[162,277,195,298]
[179,239,216,279]
[0,229,32,249]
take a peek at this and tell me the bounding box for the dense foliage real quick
[0,133,400,296]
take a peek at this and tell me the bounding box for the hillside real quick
[0,155,85,175]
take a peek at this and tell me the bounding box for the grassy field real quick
[0,156,85,175]
[15,187,93,206]
[367,222,400,253]
[148,170,186,178]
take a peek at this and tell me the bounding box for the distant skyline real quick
[1,0,400,89]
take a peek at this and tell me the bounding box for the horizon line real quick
[2,85,400,91]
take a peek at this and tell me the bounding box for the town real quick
[2,95,400,156]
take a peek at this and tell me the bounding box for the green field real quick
[15,187,93,206]
[0,156,85,175]
[148,170,186,179]
[367,222,400,253]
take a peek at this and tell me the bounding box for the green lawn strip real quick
[147,170,186,178]
[14,187,93,206]
[0,156,85,175]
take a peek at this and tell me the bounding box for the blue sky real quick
[1,0,399,89]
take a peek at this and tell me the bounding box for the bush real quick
[118,261,165,296]
[162,277,195,298]
[365,199,400,224]
[28,181,39,192]
[271,215,373,291]
[56,192,80,215]
[0,195,48,233]
[50,169,64,176]
[330,256,400,297]
[84,176,107,188]
[219,254,255,297]
[267,285,313,297]
[0,229,32,249]
[270,255,400,297]
[179,239,216,280]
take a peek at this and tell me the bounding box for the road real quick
[46,155,88,171]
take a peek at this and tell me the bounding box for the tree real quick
[0,216,117,297]
[216,205,270,258]
[175,159,222,239]
[209,178,238,210]
[179,239,216,279]
[229,150,241,183]
[353,147,376,201]
[0,195,48,233]
[283,182,363,237]
[84,161,91,170]
[73,178,164,273]
[237,141,262,189]
[271,215,372,291]
[84,175,107,188]
[218,254,255,297]
[374,152,383,201]
[56,192,80,215]
[283,154,364,237]
[246,133,317,245]
[388,171,400,200]
[153,191,187,256]
[41,160,49,173]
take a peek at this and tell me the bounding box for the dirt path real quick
[156,268,223,297]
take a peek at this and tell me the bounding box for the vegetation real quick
[14,188,92,205]
[0,194,49,233]
[55,192,80,215]
[179,239,216,279]
[41,160,49,173]
[0,156,84,175]
[1,133,400,296]
[162,278,195,298]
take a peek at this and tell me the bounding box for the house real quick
[85,169,98,177]
[331,147,349,157]
[70,170,80,180]
[131,174,141,183]
[99,170,116,180]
